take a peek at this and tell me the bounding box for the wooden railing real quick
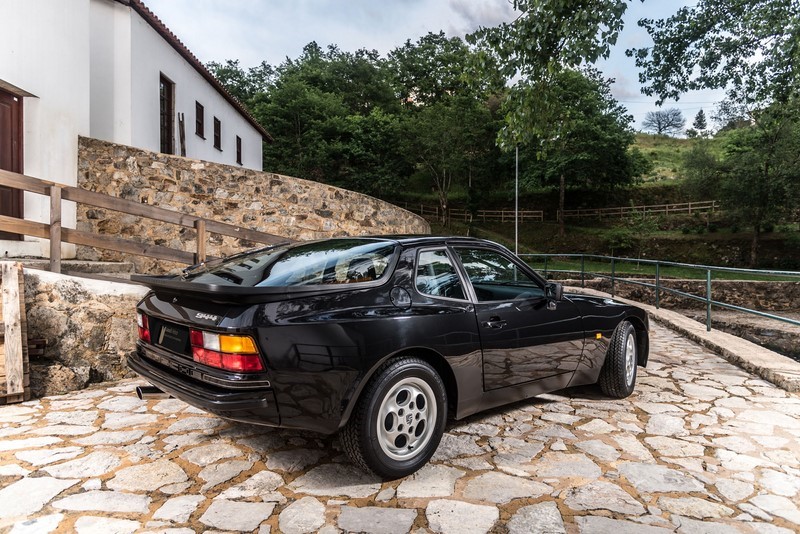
[402,200,719,223]
[0,169,288,273]
[401,203,544,223]
[560,200,719,219]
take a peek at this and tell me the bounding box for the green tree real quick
[681,141,720,200]
[388,32,476,107]
[206,59,274,106]
[404,95,498,224]
[693,109,707,131]
[629,0,800,105]
[641,108,686,136]
[716,103,800,265]
[468,0,633,149]
[517,69,645,236]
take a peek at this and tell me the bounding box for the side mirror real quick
[546,282,563,302]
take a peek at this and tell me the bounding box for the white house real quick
[0,0,272,257]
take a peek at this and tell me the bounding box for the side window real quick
[416,249,466,300]
[454,248,543,302]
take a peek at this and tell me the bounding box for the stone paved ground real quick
[1,323,800,533]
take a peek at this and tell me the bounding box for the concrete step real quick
[9,259,136,275]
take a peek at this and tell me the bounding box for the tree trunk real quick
[558,173,566,237]
[750,226,760,267]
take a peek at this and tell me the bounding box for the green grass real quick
[633,132,724,182]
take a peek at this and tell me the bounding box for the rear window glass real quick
[183,239,396,287]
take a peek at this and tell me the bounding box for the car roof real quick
[334,235,507,249]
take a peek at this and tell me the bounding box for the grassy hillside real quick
[634,132,725,183]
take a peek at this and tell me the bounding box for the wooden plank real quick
[49,185,62,273]
[63,187,201,228]
[64,186,288,244]
[0,168,53,195]
[204,220,287,245]
[1,262,25,396]
[62,228,196,264]
[0,214,49,239]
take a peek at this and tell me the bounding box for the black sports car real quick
[130,236,649,478]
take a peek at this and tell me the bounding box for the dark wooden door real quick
[0,88,23,240]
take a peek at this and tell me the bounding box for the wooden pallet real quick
[0,262,31,404]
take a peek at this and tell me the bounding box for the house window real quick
[159,74,174,154]
[236,136,242,164]
[213,117,221,150]
[195,101,204,138]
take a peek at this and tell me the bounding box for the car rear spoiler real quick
[131,274,386,305]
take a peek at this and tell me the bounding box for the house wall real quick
[89,0,133,145]
[128,9,263,170]
[0,0,88,256]
[0,0,266,258]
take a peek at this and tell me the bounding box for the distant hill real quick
[634,132,723,182]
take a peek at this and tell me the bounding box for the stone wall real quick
[571,278,800,312]
[23,269,148,397]
[77,137,430,273]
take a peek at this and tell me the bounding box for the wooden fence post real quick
[49,185,62,273]
[195,219,207,264]
[1,262,29,403]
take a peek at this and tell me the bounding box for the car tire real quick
[598,320,638,398]
[341,357,447,479]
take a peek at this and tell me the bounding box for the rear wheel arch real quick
[339,348,458,429]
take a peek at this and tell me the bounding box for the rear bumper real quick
[128,347,281,426]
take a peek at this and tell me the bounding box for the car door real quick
[452,246,585,391]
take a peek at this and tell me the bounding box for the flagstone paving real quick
[1,323,799,533]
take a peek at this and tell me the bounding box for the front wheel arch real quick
[625,315,649,367]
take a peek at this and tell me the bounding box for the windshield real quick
[184,239,397,287]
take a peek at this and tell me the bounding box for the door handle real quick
[482,316,507,329]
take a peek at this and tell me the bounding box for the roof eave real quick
[114,0,273,143]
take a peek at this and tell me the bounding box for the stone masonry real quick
[22,270,148,397]
[77,137,430,273]
[1,324,800,533]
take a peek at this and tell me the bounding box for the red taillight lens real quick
[189,329,204,348]
[192,347,223,368]
[189,329,263,372]
[221,353,264,372]
[137,313,150,343]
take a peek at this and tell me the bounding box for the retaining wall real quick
[77,137,430,273]
[22,269,147,397]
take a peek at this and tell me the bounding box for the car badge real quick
[195,313,219,322]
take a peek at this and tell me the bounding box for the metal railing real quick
[519,253,800,332]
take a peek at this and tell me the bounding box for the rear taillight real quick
[189,329,264,373]
[137,313,151,343]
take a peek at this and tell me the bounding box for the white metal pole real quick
[515,145,519,255]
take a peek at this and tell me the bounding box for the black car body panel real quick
[131,236,649,435]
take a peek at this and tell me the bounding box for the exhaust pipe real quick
[135,385,170,400]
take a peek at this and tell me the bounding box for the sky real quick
[145,0,727,131]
